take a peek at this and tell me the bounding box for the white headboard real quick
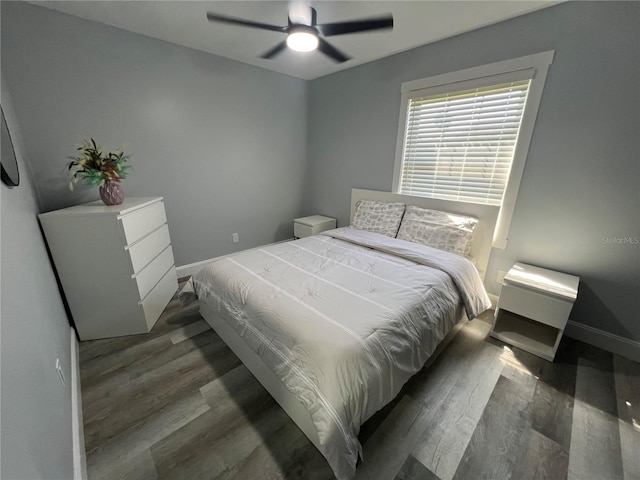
[350,189,498,280]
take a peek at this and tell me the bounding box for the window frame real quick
[392,51,554,248]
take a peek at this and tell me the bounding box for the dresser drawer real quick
[127,224,171,274]
[133,245,175,300]
[121,201,167,245]
[139,266,178,330]
[498,284,573,330]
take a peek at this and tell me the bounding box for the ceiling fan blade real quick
[260,41,288,59]
[206,12,286,33]
[318,15,393,37]
[317,38,350,63]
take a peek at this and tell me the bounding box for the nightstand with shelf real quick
[490,262,580,361]
[294,215,336,239]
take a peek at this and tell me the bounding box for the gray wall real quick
[1,82,74,479]
[304,1,640,341]
[1,1,308,267]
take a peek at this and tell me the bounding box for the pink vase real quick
[99,181,125,206]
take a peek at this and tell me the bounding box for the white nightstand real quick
[490,263,580,361]
[294,215,336,239]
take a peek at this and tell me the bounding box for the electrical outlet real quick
[55,358,65,386]
[232,232,239,244]
[497,270,507,284]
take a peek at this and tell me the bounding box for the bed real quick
[180,189,495,479]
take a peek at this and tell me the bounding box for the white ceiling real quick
[32,1,560,80]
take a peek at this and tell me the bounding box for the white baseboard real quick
[176,238,295,279]
[70,328,87,480]
[565,320,640,363]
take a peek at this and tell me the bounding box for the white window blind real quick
[399,71,533,206]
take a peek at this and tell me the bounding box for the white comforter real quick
[181,228,491,479]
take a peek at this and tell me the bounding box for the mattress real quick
[180,227,491,479]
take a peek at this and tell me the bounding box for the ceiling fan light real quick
[287,31,318,52]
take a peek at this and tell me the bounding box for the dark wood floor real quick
[79,284,640,480]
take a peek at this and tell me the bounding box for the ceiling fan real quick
[206,4,393,63]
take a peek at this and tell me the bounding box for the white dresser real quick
[39,197,178,340]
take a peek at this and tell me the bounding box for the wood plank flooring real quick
[79,284,640,480]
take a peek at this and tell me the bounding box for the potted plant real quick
[68,138,131,205]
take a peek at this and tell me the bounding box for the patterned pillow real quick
[397,205,478,256]
[351,200,406,237]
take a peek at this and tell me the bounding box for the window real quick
[393,51,554,247]
[399,72,531,206]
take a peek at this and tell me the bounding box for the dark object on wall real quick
[1,106,20,186]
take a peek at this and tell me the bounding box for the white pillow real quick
[397,205,478,256]
[351,200,406,237]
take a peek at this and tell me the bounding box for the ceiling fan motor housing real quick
[288,5,317,26]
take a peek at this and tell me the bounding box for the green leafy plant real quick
[68,138,131,190]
